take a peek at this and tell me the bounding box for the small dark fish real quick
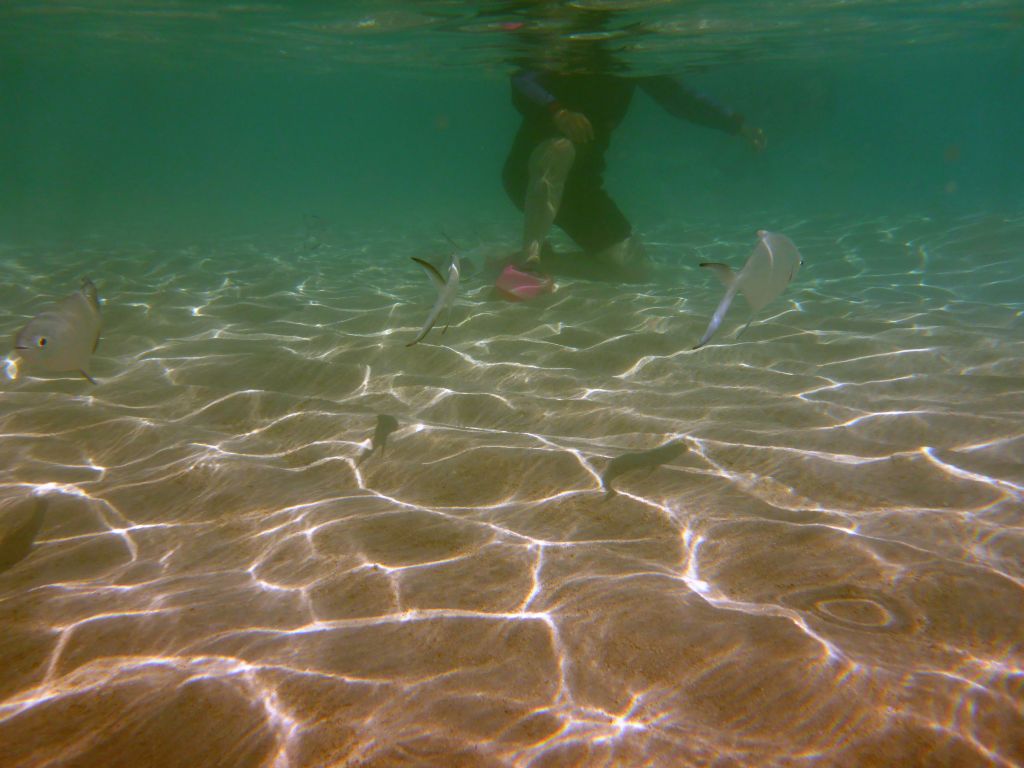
[601,439,689,498]
[358,414,400,464]
[0,496,48,573]
[301,214,327,252]
[304,214,326,234]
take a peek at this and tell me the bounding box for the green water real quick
[2,1,1022,243]
[1,5,1023,768]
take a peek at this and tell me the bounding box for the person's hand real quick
[740,123,767,153]
[553,109,594,144]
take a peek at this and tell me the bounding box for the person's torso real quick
[516,72,636,135]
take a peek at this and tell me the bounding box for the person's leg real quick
[522,137,576,265]
[504,125,646,279]
[593,233,650,280]
[593,237,631,266]
[555,161,650,281]
[555,159,631,256]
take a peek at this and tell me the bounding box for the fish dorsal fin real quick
[79,277,100,310]
[411,257,446,292]
[699,262,735,288]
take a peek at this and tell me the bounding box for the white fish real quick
[407,253,460,347]
[13,278,102,383]
[693,230,803,349]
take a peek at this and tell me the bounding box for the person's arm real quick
[512,70,564,116]
[639,76,765,151]
[511,70,594,143]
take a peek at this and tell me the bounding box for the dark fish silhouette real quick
[358,415,400,464]
[0,496,48,573]
[300,214,327,252]
[601,440,689,498]
[304,213,326,234]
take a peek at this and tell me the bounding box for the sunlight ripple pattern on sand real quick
[0,214,1022,767]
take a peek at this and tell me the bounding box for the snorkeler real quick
[498,9,765,280]
[504,73,766,279]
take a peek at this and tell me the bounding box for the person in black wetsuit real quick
[499,8,766,279]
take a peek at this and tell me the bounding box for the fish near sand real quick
[407,253,460,347]
[0,496,47,573]
[13,278,102,383]
[601,439,689,498]
[693,230,803,349]
[358,414,399,464]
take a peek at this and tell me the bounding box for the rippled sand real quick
[1,214,1022,768]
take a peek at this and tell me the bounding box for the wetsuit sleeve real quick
[638,76,745,134]
[511,70,564,117]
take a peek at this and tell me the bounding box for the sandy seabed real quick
[0,213,1021,768]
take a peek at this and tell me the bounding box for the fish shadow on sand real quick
[0,496,48,574]
[357,415,400,465]
[601,439,690,499]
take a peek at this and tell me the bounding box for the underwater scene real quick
[1,2,1023,767]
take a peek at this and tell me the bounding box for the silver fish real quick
[407,253,460,347]
[13,278,102,383]
[601,439,689,498]
[693,230,803,349]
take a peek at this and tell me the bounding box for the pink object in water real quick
[495,265,555,302]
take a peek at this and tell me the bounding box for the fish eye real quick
[38,338,47,347]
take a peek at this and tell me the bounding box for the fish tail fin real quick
[694,284,739,350]
[406,319,435,347]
